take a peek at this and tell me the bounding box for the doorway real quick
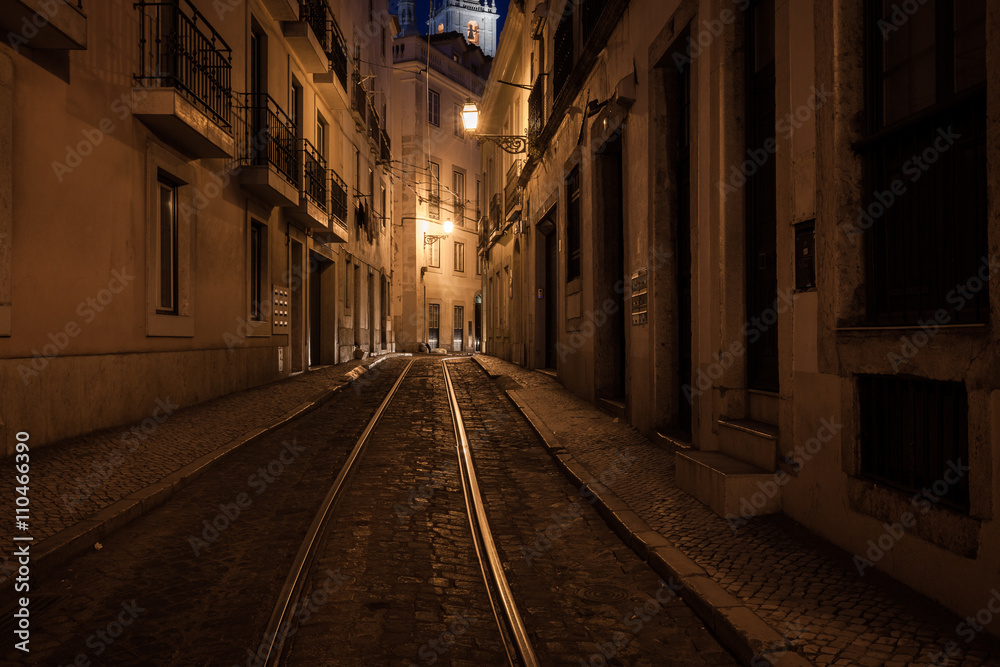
[290,240,304,373]
[538,215,558,369]
[454,305,464,351]
[474,295,482,352]
[676,58,693,435]
[367,270,375,354]
[596,130,627,401]
[745,0,779,393]
[428,303,440,349]
[308,251,329,367]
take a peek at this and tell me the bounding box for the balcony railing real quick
[301,138,328,212]
[237,92,298,186]
[352,70,367,123]
[328,16,348,88]
[330,169,348,227]
[367,101,380,142]
[135,0,233,128]
[528,74,544,152]
[505,159,523,215]
[489,193,503,237]
[553,10,573,98]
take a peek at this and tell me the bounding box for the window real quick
[858,375,970,513]
[316,113,328,158]
[354,147,361,195]
[429,89,441,126]
[453,170,465,225]
[454,305,464,350]
[861,0,987,325]
[380,185,387,228]
[290,79,303,131]
[250,220,265,321]
[428,303,440,348]
[156,177,179,314]
[429,239,441,268]
[566,166,581,282]
[454,242,465,272]
[346,260,352,310]
[428,161,441,220]
[476,253,482,276]
[454,103,464,136]
[368,167,374,197]
[475,178,481,221]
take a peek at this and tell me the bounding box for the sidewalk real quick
[0,355,402,592]
[475,355,1000,667]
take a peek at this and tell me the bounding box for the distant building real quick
[0,0,398,452]
[391,33,490,352]
[480,0,999,638]
[392,0,500,57]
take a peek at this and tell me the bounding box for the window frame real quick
[566,166,582,282]
[454,241,465,273]
[155,175,180,316]
[429,89,441,126]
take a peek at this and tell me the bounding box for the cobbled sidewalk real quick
[0,357,382,588]
[476,356,1000,667]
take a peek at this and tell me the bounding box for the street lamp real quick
[461,98,527,155]
[423,219,453,246]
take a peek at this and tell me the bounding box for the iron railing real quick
[505,159,523,215]
[528,74,544,150]
[367,101,380,142]
[352,70,367,123]
[489,193,502,236]
[328,16,348,87]
[552,9,573,98]
[301,138,327,212]
[330,169,348,227]
[237,92,298,186]
[135,0,233,128]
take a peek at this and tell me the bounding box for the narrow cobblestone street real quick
[1,358,736,666]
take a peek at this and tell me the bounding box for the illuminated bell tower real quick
[431,0,499,57]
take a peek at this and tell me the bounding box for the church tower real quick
[395,0,418,36]
[430,0,499,57]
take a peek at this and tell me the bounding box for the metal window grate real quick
[858,375,970,513]
[301,139,328,212]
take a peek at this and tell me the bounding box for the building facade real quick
[432,0,500,57]
[480,0,1000,634]
[391,32,489,352]
[0,0,397,453]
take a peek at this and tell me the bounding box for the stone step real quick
[674,450,782,518]
[717,418,779,472]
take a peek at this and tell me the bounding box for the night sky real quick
[412,0,511,42]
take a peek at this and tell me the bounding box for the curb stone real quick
[8,354,408,595]
[470,356,811,667]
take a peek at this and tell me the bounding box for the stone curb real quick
[9,354,407,595]
[470,357,811,667]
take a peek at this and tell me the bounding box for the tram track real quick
[264,357,539,666]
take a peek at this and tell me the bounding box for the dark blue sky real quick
[413,0,510,42]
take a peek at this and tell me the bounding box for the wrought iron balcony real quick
[301,139,328,213]
[328,16,348,88]
[238,93,297,185]
[135,0,232,129]
[367,101,380,143]
[330,169,348,228]
[352,70,367,125]
[489,193,503,237]
[505,159,523,216]
[528,75,544,154]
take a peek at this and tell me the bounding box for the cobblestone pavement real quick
[475,355,1000,667]
[0,357,376,587]
[0,358,411,666]
[448,360,735,666]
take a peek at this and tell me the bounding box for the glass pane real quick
[954,0,986,91]
[881,0,936,126]
[158,183,175,311]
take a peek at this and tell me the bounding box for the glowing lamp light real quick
[443,219,454,234]
[461,99,479,132]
